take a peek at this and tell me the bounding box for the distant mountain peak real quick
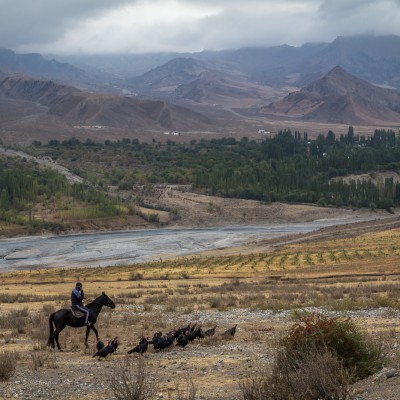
[263,67,400,125]
[318,65,350,83]
[326,65,346,75]
[0,48,90,86]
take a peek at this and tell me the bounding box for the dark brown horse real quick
[47,292,115,351]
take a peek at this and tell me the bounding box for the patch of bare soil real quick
[335,170,400,185]
[138,185,389,228]
[352,368,400,400]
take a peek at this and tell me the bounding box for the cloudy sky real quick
[1,0,400,54]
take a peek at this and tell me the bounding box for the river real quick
[0,216,378,271]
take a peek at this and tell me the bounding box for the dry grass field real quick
[1,224,400,399]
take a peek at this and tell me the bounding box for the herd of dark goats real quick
[92,323,238,359]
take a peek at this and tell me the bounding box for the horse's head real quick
[100,291,116,309]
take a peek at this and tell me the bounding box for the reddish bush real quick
[282,313,383,379]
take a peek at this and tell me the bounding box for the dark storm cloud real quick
[0,0,133,50]
[1,0,400,54]
[316,0,400,39]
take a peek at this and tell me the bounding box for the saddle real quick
[71,308,85,318]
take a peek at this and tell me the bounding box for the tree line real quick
[19,127,400,213]
[0,157,113,228]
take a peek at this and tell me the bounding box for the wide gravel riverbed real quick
[0,216,380,271]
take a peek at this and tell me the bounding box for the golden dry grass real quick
[0,227,399,399]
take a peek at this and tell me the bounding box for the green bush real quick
[240,313,383,400]
[282,313,384,379]
[240,348,353,400]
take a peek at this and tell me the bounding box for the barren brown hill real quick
[131,57,209,91]
[173,69,288,107]
[0,73,215,133]
[130,57,293,108]
[0,73,76,104]
[262,66,400,125]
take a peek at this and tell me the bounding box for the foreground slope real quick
[0,215,399,399]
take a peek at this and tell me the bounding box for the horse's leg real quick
[92,325,99,341]
[54,330,62,351]
[85,324,99,348]
[54,326,66,351]
[47,329,55,348]
[84,325,91,348]
[47,333,55,349]
[47,312,56,348]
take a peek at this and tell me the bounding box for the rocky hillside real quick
[130,57,211,91]
[173,70,286,107]
[0,72,214,131]
[0,73,76,105]
[130,57,292,107]
[262,66,400,125]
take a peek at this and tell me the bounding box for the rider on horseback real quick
[71,282,90,326]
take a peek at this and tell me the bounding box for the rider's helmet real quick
[76,282,83,288]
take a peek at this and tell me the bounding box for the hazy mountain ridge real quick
[0,72,214,132]
[119,35,400,108]
[263,66,400,125]
[2,35,400,101]
[172,69,287,107]
[302,35,400,87]
[0,48,90,84]
[130,58,213,90]
[131,57,295,107]
[0,73,77,105]
[1,35,400,143]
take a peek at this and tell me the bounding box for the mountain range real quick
[129,58,290,107]
[56,35,400,90]
[1,34,400,145]
[0,73,216,138]
[3,35,400,93]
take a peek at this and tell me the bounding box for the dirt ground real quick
[135,185,394,228]
[0,280,399,400]
[1,186,400,399]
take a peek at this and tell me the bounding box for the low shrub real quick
[282,313,384,379]
[109,357,157,400]
[129,272,143,281]
[240,313,384,400]
[0,308,29,333]
[240,347,354,400]
[0,351,17,381]
[170,378,198,400]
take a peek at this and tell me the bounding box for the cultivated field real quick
[1,219,400,399]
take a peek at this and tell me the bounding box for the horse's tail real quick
[47,312,56,347]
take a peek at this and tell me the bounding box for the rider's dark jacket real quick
[71,288,85,308]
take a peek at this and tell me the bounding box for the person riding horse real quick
[48,291,115,350]
[71,282,91,326]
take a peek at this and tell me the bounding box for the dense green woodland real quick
[2,127,400,228]
[37,127,400,209]
[0,157,113,228]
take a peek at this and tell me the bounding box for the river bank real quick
[1,210,397,272]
